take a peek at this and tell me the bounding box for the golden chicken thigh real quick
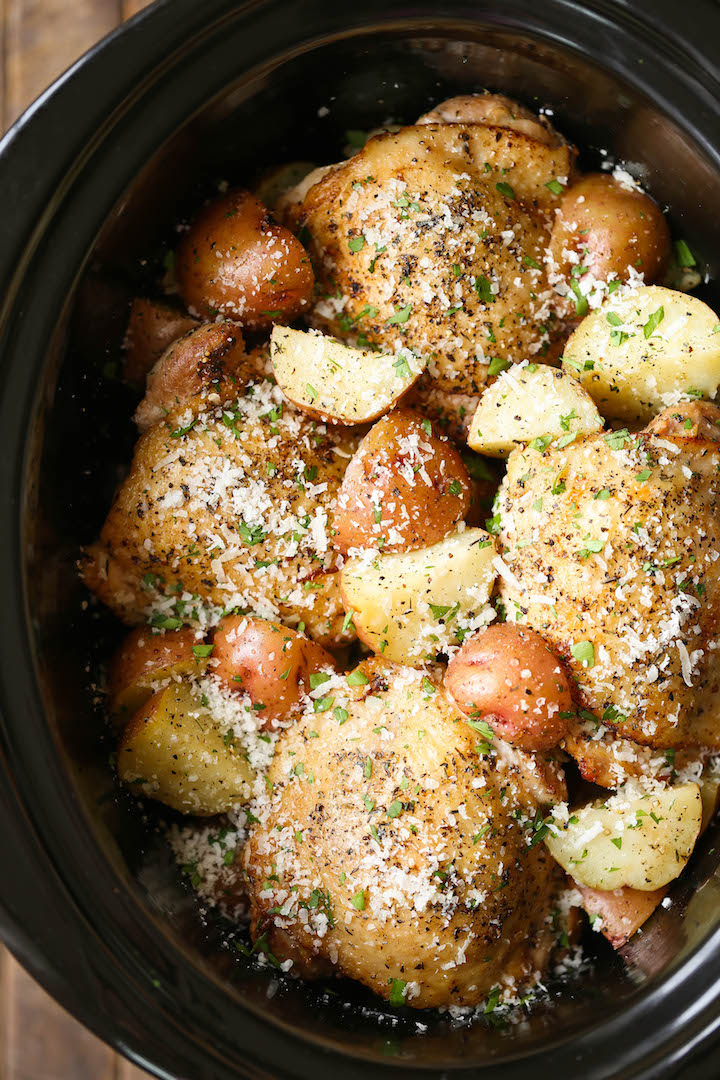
[291,124,575,394]
[243,660,563,1009]
[82,382,356,645]
[496,403,720,753]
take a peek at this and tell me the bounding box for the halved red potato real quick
[332,410,472,554]
[212,616,337,728]
[133,322,247,432]
[123,297,198,387]
[176,188,314,328]
[108,626,206,726]
[549,173,670,302]
[574,774,720,948]
[445,624,575,751]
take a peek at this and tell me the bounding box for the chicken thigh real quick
[243,659,565,1009]
[290,123,575,395]
[82,381,357,646]
[496,402,720,754]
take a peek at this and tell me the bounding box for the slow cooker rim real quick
[2,1,720,1077]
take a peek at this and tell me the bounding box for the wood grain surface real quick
[1,5,155,1076]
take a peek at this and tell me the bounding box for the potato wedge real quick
[270,326,423,424]
[575,770,720,948]
[108,626,206,726]
[562,285,720,423]
[340,528,496,664]
[545,782,702,892]
[467,363,603,458]
[117,682,254,815]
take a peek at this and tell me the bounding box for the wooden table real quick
[1,8,155,1077]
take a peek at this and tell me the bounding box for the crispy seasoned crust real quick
[244,659,563,1009]
[496,406,720,749]
[293,124,576,394]
[82,382,358,646]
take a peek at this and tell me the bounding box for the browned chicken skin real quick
[243,660,564,1008]
[290,123,576,394]
[497,402,720,755]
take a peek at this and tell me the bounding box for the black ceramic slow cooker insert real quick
[1,1,720,1077]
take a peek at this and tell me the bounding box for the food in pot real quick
[81,90,720,1017]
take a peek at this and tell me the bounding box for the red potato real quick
[108,625,205,725]
[548,173,670,300]
[576,883,669,949]
[123,297,198,387]
[575,774,720,948]
[417,92,564,148]
[332,410,472,555]
[445,624,574,751]
[176,188,314,328]
[211,616,337,728]
[133,321,247,432]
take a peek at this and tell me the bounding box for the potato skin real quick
[212,616,337,728]
[548,173,670,299]
[445,624,574,751]
[417,92,563,147]
[577,882,668,949]
[133,322,248,432]
[243,659,562,1008]
[176,189,314,328]
[333,410,471,554]
[108,625,202,723]
[123,298,198,387]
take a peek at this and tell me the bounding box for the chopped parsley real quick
[474,275,495,304]
[389,979,406,1007]
[192,644,214,658]
[642,306,665,339]
[487,356,511,376]
[571,640,595,668]
[385,304,412,326]
[674,239,696,267]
